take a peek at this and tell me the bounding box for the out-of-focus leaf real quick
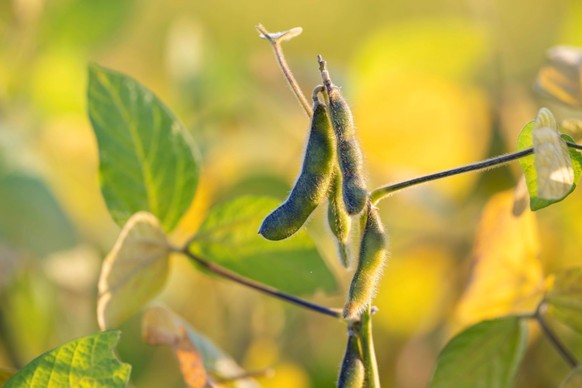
[4,330,131,388]
[142,305,258,388]
[561,366,582,388]
[431,317,528,388]
[98,212,170,330]
[545,267,582,334]
[517,119,582,210]
[0,173,77,257]
[188,196,337,295]
[535,46,582,108]
[453,191,544,329]
[87,63,199,232]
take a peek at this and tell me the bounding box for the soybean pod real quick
[319,55,368,215]
[259,86,335,241]
[338,329,365,388]
[343,203,388,320]
[327,165,351,267]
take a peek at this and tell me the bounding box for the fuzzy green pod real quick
[337,332,365,388]
[327,85,368,215]
[259,96,335,240]
[327,166,351,267]
[343,204,388,320]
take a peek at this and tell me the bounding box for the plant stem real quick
[256,24,312,118]
[370,148,534,204]
[567,141,582,151]
[536,302,578,368]
[179,247,341,319]
[356,305,380,387]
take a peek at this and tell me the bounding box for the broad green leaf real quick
[517,121,582,210]
[87,63,199,232]
[98,212,170,330]
[5,330,130,388]
[142,305,258,387]
[0,173,77,257]
[545,267,582,334]
[431,317,528,388]
[561,365,582,388]
[189,196,338,295]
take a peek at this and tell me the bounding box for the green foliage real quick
[517,121,582,210]
[545,267,582,334]
[87,63,199,232]
[430,317,528,388]
[0,173,77,256]
[189,196,338,295]
[4,331,130,388]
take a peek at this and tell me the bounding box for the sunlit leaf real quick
[431,317,528,388]
[97,212,170,330]
[142,305,258,387]
[188,196,337,295]
[561,365,582,388]
[453,191,544,329]
[0,173,77,257]
[535,46,582,108]
[87,63,199,232]
[517,115,582,210]
[4,331,130,388]
[545,267,582,334]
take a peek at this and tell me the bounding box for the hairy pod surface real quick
[343,205,388,320]
[259,100,335,240]
[327,166,351,267]
[327,85,368,215]
[338,332,365,388]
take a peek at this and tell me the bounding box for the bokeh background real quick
[2,0,582,387]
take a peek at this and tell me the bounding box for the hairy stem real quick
[536,302,578,368]
[370,148,534,204]
[356,305,380,387]
[179,246,341,319]
[256,24,312,118]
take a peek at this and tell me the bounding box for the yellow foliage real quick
[374,245,453,336]
[453,191,545,332]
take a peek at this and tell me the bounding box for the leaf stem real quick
[179,246,341,319]
[535,302,578,368]
[370,148,534,204]
[256,24,313,118]
[356,305,380,387]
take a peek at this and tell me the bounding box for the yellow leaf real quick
[97,212,170,330]
[535,46,582,108]
[453,191,545,331]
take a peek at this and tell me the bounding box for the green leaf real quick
[97,212,170,330]
[545,267,582,334]
[517,122,582,210]
[430,317,528,388]
[189,196,338,295]
[561,365,582,388]
[87,63,199,232]
[0,173,77,257]
[5,330,131,388]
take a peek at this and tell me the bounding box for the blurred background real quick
[1,0,582,387]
